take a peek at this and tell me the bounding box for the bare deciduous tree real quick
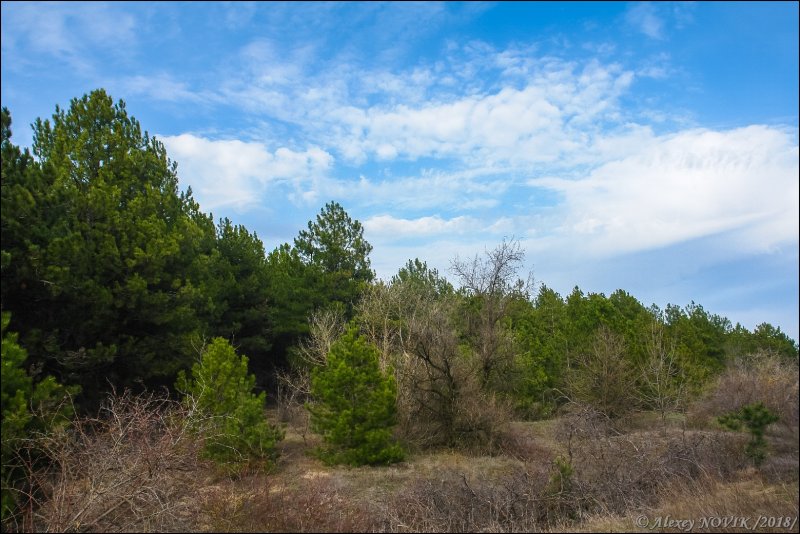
[565,326,637,420]
[638,322,686,434]
[450,238,532,390]
[358,277,509,449]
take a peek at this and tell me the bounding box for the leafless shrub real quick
[564,326,638,420]
[553,402,751,518]
[688,351,799,435]
[494,424,556,462]
[383,466,557,532]
[276,308,345,437]
[199,474,375,533]
[359,278,516,452]
[17,388,206,533]
[651,474,799,533]
[637,322,687,434]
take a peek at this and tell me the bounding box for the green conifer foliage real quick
[176,338,283,466]
[1,313,76,520]
[717,401,779,465]
[308,325,404,465]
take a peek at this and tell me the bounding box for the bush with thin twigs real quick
[198,474,376,533]
[688,351,799,434]
[494,423,556,462]
[276,308,345,442]
[553,402,752,519]
[382,461,587,532]
[10,389,206,533]
[650,474,799,533]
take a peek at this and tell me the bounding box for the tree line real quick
[2,90,798,519]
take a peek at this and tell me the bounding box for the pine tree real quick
[307,325,404,465]
[294,201,374,316]
[718,402,779,465]
[176,337,283,467]
[1,313,76,520]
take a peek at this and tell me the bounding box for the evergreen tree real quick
[264,243,322,360]
[718,402,779,465]
[202,218,273,382]
[294,201,374,316]
[391,258,454,298]
[511,285,567,418]
[1,313,76,520]
[2,92,217,405]
[176,337,283,466]
[265,202,374,372]
[307,325,403,465]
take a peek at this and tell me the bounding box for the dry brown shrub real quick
[495,423,557,463]
[359,278,516,453]
[688,352,799,434]
[199,474,375,533]
[651,475,799,533]
[382,465,555,533]
[18,389,206,532]
[554,402,751,518]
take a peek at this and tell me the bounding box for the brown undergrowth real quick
[4,384,797,533]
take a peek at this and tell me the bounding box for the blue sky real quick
[2,1,798,340]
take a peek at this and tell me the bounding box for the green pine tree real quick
[717,402,779,465]
[307,325,404,466]
[1,312,77,520]
[176,337,283,467]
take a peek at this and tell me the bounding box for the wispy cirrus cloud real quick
[115,73,217,105]
[1,2,137,74]
[625,2,665,40]
[532,125,799,257]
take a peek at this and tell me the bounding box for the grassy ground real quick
[183,410,798,533]
[10,403,796,533]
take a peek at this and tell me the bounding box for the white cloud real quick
[364,214,481,239]
[328,60,635,167]
[160,134,333,211]
[534,125,799,256]
[625,2,665,40]
[215,38,639,170]
[1,2,136,73]
[321,167,513,213]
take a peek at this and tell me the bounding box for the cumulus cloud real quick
[161,134,333,211]
[145,27,795,290]
[328,59,635,166]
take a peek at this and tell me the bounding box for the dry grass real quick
[7,388,797,533]
[649,475,799,533]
